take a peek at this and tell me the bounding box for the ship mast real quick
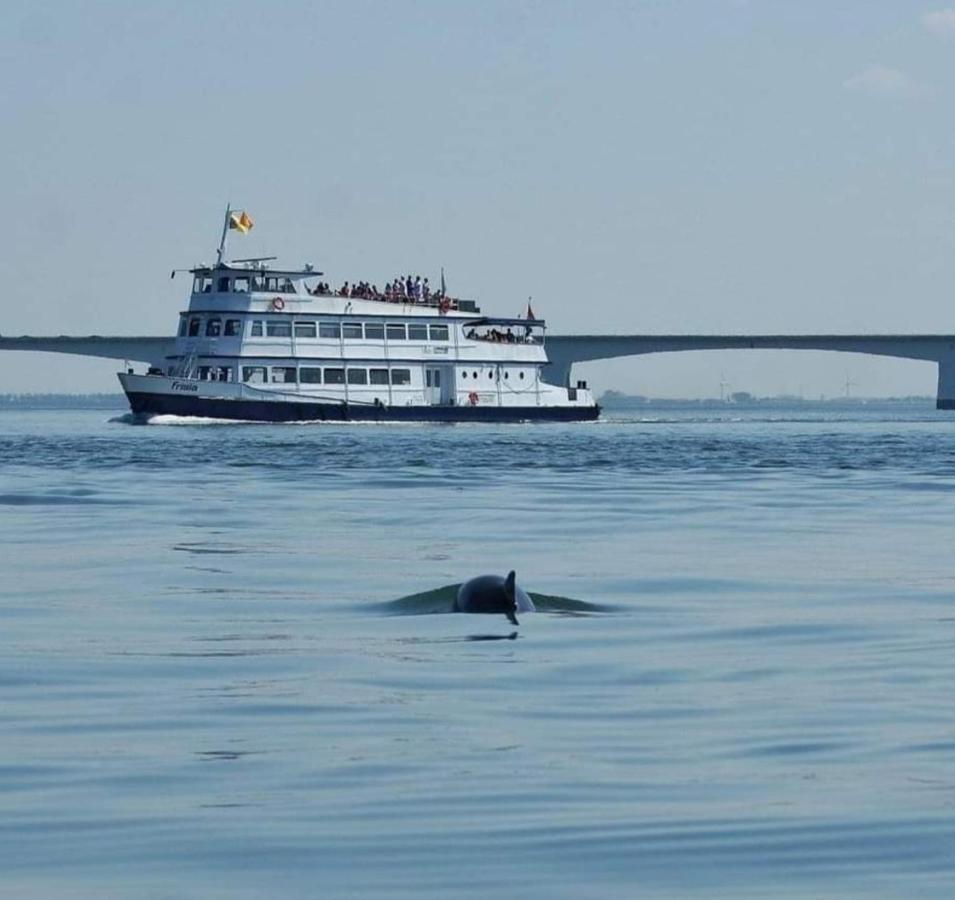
[215,204,232,267]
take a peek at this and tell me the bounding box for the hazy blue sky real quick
[3,1,955,396]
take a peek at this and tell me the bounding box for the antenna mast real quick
[215,204,231,267]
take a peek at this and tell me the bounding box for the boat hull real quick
[122,389,600,423]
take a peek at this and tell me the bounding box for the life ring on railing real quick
[271,297,285,311]
[468,391,479,406]
[438,298,450,314]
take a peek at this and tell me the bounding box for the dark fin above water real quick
[372,584,615,617]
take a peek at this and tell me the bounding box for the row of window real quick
[193,275,297,295]
[241,366,413,386]
[191,364,533,386]
[181,316,450,342]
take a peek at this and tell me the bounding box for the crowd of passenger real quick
[310,275,446,305]
[466,327,534,344]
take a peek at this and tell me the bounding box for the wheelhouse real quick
[190,265,318,297]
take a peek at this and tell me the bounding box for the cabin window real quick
[200,366,232,382]
[224,319,241,337]
[294,322,317,338]
[188,318,201,337]
[271,366,297,383]
[429,324,449,341]
[386,324,406,341]
[216,276,230,293]
[193,275,212,294]
[342,323,363,339]
[364,323,384,339]
[324,367,345,384]
[407,324,428,340]
[243,366,267,384]
[347,368,368,385]
[253,275,296,294]
[369,368,389,385]
[300,367,322,384]
[233,276,250,293]
[266,321,292,337]
[178,317,188,337]
[250,321,263,337]
[206,318,222,337]
[391,369,411,385]
[319,322,341,339]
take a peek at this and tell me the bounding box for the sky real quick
[2,0,955,397]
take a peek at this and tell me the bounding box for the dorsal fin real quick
[504,570,516,602]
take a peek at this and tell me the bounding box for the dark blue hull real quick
[124,391,601,423]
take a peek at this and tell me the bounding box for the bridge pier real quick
[937,354,955,409]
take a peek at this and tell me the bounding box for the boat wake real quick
[110,412,257,426]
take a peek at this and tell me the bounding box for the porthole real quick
[504,371,509,379]
[519,372,525,379]
[488,371,493,379]
[472,371,478,379]
[462,371,468,379]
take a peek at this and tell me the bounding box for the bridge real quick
[545,334,955,409]
[2,333,955,408]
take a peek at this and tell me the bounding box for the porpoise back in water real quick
[454,570,536,625]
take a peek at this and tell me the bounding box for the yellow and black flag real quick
[228,210,254,234]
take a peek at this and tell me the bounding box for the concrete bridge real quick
[3,333,955,408]
[546,334,955,409]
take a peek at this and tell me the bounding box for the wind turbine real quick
[719,372,731,402]
[844,373,857,398]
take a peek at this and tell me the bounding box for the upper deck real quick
[186,263,482,318]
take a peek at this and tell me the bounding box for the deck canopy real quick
[464,316,546,328]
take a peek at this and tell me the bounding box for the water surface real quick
[2,403,955,897]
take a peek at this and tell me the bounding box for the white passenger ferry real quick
[119,211,599,423]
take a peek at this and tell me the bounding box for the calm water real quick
[3,403,955,898]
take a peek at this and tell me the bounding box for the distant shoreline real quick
[0,394,127,410]
[599,390,934,409]
[0,391,937,411]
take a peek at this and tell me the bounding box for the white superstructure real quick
[119,212,598,422]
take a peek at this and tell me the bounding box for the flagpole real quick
[216,203,231,266]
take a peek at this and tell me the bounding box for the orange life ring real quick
[271,297,285,311]
[468,391,479,406]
